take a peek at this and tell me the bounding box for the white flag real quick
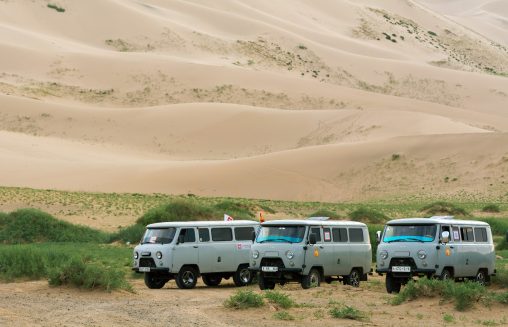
[224,214,234,221]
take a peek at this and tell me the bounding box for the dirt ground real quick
[0,275,506,327]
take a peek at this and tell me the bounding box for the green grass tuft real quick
[329,305,367,321]
[482,204,501,213]
[47,3,65,12]
[349,207,388,224]
[273,311,295,320]
[420,201,468,217]
[224,290,264,309]
[264,290,295,309]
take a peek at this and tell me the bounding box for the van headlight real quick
[380,250,388,260]
[156,251,163,259]
[417,250,427,260]
[134,252,139,259]
[285,250,294,259]
[252,250,259,259]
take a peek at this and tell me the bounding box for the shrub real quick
[213,200,255,219]
[392,153,401,160]
[273,311,295,320]
[368,224,384,262]
[349,207,387,224]
[0,209,109,243]
[264,291,295,309]
[329,305,367,321]
[224,290,264,309]
[309,209,340,220]
[482,204,501,213]
[110,224,145,244]
[47,3,65,12]
[492,265,508,288]
[137,200,216,226]
[48,257,131,292]
[420,201,468,217]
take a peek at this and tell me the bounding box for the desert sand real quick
[1,0,507,202]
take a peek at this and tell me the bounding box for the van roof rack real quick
[430,215,455,219]
[307,216,330,221]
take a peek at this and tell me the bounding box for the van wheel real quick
[144,273,166,289]
[301,268,320,289]
[475,270,487,286]
[176,266,198,289]
[440,268,453,281]
[233,266,252,287]
[202,274,222,287]
[258,274,275,290]
[346,268,361,287]
[385,273,401,294]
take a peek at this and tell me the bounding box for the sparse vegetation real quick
[47,3,65,12]
[273,311,295,321]
[264,291,295,309]
[309,209,340,219]
[391,153,401,161]
[329,305,367,321]
[482,204,501,213]
[224,290,264,309]
[443,313,455,323]
[420,201,468,217]
[349,207,388,224]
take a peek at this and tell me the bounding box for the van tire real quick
[144,273,166,289]
[202,274,222,287]
[258,274,275,290]
[176,266,198,289]
[440,268,453,281]
[475,269,487,286]
[345,268,361,287]
[233,265,252,287]
[301,268,320,289]
[385,273,401,294]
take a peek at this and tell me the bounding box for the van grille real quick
[139,258,156,268]
[260,258,285,269]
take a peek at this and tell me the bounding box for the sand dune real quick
[0,0,507,202]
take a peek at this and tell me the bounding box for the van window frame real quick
[234,226,255,241]
[198,228,210,242]
[349,228,365,243]
[322,227,332,242]
[474,227,488,243]
[211,227,233,242]
[309,227,322,243]
[179,228,196,243]
[460,226,474,242]
[332,227,348,243]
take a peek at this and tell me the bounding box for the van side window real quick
[323,228,332,242]
[198,228,210,242]
[310,227,322,242]
[460,227,474,242]
[452,226,461,241]
[349,228,364,242]
[235,227,254,241]
[332,228,348,242]
[474,228,488,243]
[212,228,233,241]
[180,228,196,243]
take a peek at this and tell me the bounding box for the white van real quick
[376,216,496,293]
[250,218,372,289]
[132,220,259,289]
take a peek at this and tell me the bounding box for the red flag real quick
[224,214,234,221]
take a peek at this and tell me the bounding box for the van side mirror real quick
[441,231,450,244]
[308,233,317,245]
[376,231,381,243]
[251,231,256,243]
[177,235,185,244]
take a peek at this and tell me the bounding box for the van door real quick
[437,225,459,277]
[197,227,215,273]
[332,227,350,275]
[172,228,198,272]
[458,226,476,277]
[304,227,323,274]
[211,227,234,272]
[320,227,336,276]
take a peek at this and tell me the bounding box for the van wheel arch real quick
[440,267,453,281]
[233,264,253,287]
[345,268,362,287]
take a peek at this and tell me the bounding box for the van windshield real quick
[256,226,306,243]
[383,224,437,243]
[142,228,176,244]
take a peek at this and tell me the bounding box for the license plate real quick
[139,267,151,272]
[262,266,278,272]
[392,266,411,272]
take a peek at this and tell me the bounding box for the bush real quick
[264,291,295,309]
[273,311,295,320]
[349,207,387,224]
[47,3,65,12]
[0,209,109,243]
[213,200,255,219]
[48,257,131,292]
[482,204,501,213]
[137,200,216,226]
[110,224,145,244]
[368,224,384,262]
[492,265,508,288]
[420,201,468,217]
[329,305,367,321]
[476,218,508,236]
[392,278,487,311]
[224,290,264,309]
